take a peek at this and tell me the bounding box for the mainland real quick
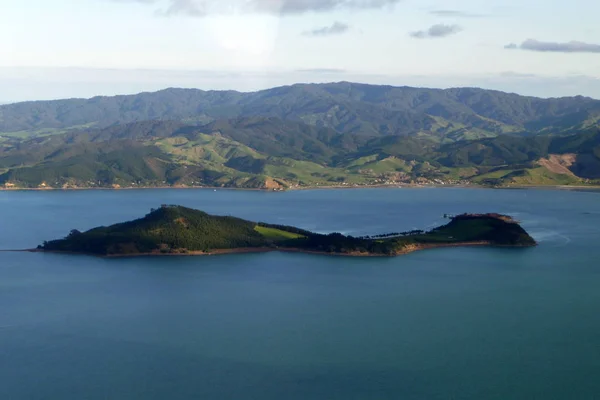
[2,83,600,191]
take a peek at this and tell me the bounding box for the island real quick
[35,205,537,257]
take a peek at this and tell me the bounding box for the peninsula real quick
[37,205,537,257]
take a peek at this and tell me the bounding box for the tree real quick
[67,229,82,238]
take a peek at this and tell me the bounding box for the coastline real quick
[21,240,534,259]
[1,183,599,193]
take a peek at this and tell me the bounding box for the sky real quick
[1,0,600,102]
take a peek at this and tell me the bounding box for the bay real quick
[1,188,600,399]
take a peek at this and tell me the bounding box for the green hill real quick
[2,83,599,139]
[2,121,599,189]
[38,206,536,257]
[1,83,599,189]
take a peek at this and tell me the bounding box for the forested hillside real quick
[2,82,599,139]
[1,83,599,189]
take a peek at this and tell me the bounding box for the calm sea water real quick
[1,188,600,400]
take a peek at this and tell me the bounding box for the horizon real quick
[2,80,598,105]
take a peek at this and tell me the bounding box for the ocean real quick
[1,187,599,399]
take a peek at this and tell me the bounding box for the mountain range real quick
[1,82,599,189]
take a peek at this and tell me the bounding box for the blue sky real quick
[1,0,600,101]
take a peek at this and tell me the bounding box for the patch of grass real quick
[472,169,517,182]
[344,154,380,168]
[582,114,600,129]
[435,167,479,180]
[254,225,305,240]
[347,156,409,174]
[508,167,581,186]
[155,134,263,165]
[263,158,368,185]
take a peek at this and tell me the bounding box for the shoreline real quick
[1,183,599,193]
[19,241,534,259]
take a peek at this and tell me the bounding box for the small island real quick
[35,205,537,257]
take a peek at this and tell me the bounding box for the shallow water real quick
[1,188,599,399]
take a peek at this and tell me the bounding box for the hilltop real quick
[2,83,599,138]
[37,206,537,257]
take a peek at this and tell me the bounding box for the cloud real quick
[505,39,600,53]
[134,0,401,16]
[410,24,462,39]
[302,22,350,37]
[296,68,347,73]
[429,9,485,18]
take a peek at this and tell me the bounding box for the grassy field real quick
[471,168,517,182]
[254,226,305,240]
[263,158,368,185]
[154,135,375,187]
[154,134,263,165]
[346,155,409,174]
[508,167,582,186]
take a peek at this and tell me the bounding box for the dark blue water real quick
[1,188,600,399]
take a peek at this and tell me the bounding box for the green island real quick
[36,205,537,257]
